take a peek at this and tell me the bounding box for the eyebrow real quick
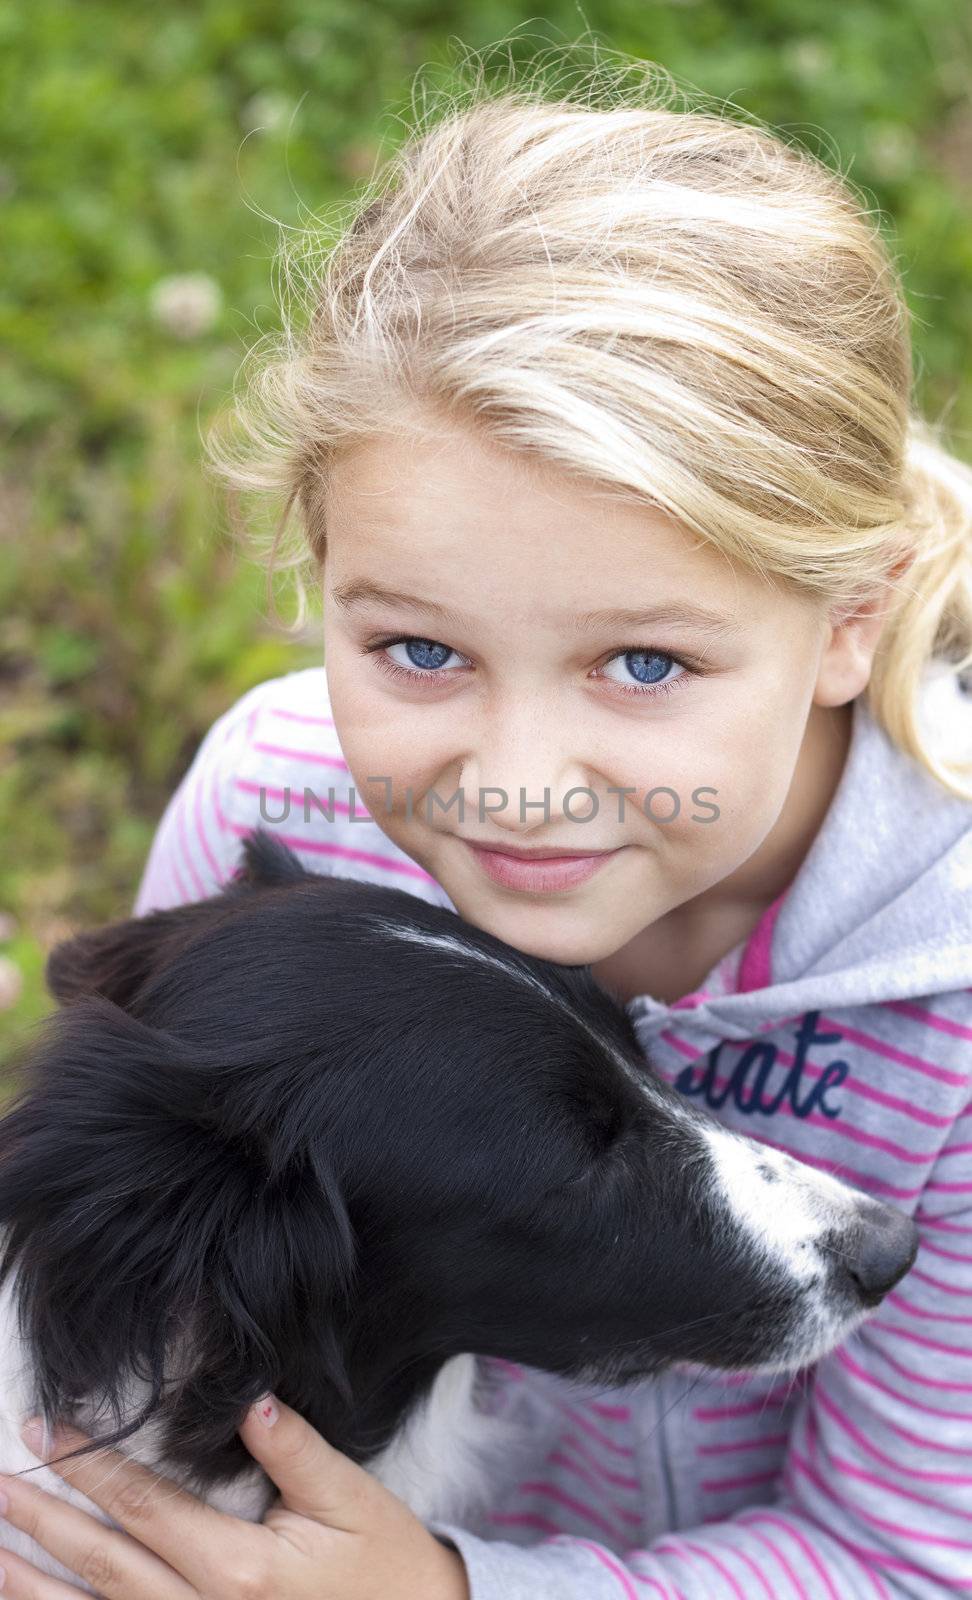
[332,581,742,636]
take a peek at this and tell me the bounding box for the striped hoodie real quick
[133,661,972,1600]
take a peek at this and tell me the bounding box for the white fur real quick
[701,1126,877,1370]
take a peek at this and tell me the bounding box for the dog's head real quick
[0,830,917,1487]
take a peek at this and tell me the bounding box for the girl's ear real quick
[45,828,307,1009]
[0,994,357,1483]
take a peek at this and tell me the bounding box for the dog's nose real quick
[845,1202,920,1307]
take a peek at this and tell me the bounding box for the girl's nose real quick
[456,734,597,831]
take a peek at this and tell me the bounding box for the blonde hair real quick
[205,38,972,800]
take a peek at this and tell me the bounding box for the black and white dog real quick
[0,829,918,1588]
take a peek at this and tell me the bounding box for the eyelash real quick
[361,635,700,701]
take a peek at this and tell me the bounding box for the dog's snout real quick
[844,1203,920,1307]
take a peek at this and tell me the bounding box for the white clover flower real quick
[240,91,291,134]
[149,273,222,339]
[786,38,833,79]
[866,124,917,180]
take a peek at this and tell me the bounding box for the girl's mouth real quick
[463,842,625,893]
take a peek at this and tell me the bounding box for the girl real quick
[4,52,972,1600]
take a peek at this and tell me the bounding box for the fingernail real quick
[0,1488,7,1514]
[252,1394,279,1428]
[21,1416,45,1453]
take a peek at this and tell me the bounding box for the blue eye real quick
[386,638,465,674]
[600,651,685,695]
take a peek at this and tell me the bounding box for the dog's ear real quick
[45,829,307,1009]
[44,900,220,1010]
[0,993,357,1482]
[231,827,309,889]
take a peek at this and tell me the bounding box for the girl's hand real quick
[0,1396,471,1600]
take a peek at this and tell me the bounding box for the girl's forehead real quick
[324,513,780,640]
[321,417,820,634]
[329,434,705,568]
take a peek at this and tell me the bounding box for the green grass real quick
[3,0,971,1069]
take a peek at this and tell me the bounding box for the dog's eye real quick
[570,1088,629,1157]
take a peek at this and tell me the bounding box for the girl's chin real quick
[442,892,620,966]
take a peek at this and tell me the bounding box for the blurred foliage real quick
[2,0,971,1067]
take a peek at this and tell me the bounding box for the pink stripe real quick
[837,1344,972,1418]
[545,1537,644,1600]
[815,1381,972,1482]
[213,761,230,834]
[870,1319,972,1357]
[937,1142,972,1158]
[795,1116,937,1167]
[546,1450,640,1504]
[498,1515,689,1599]
[826,1447,972,1510]
[790,1446,972,1549]
[749,1512,972,1583]
[742,1511,893,1600]
[735,891,788,993]
[729,1518,808,1600]
[865,1334,972,1393]
[917,1212,972,1234]
[193,764,222,884]
[487,1358,526,1380]
[176,796,206,900]
[588,1400,633,1421]
[235,776,370,821]
[514,1481,632,1543]
[786,1111,938,1167]
[922,1237,972,1264]
[885,1288,972,1323]
[699,1467,779,1494]
[690,1531,776,1600]
[885,997,972,1041]
[554,1403,636,1457]
[227,822,438,884]
[669,989,714,1011]
[171,857,190,905]
[267,706,335,727]
[692,1389,793,1421]
[817,1014,969,1087]
[252,739,350,770]
[653,1537,747,1599]
[696,1433,789,1456]
[490,1511,562,1535]
[559,1434,641,1490]
[738,1510,841,1600]
[544,1536,686,1600]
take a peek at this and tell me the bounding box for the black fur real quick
[0,831,830,1490]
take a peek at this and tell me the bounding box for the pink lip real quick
[464,841,624,893]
